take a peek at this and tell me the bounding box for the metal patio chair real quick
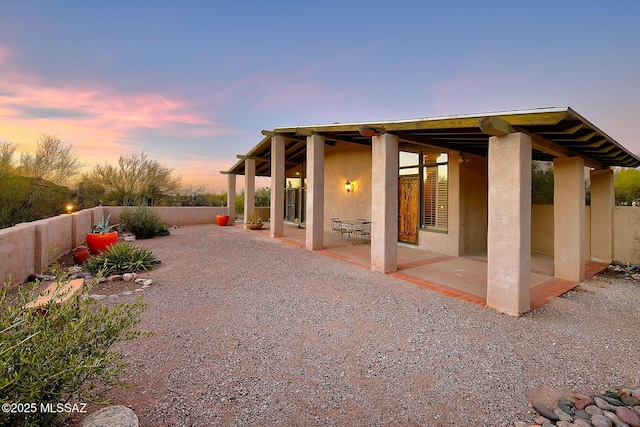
[353,221,371,244]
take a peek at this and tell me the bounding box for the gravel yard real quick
[70,224,640,426]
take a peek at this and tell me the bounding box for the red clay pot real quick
[73,246,91,264]
[216,215,230,226]
[86,232,118,254]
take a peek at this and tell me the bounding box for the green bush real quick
[0,276,149,426]
[119,205,170,238]
[83,242,159,276]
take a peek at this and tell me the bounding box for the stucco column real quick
[244,158,255,227]
[486,132,531,316]
[371,133,398,273]
[590,169,614,263]
[270,135,285,238]
[306,134,325,250]
[227,173,236,220]
[554,157,585,281]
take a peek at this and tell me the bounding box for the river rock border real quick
[515,387,640,427]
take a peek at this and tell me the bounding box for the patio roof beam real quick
[395,132,487,155]
[237,154,297,166]
[479,117,516,136]
[477,117,605,169]
[523,131,605,169]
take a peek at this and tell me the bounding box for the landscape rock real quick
[591,413,613,427]
[554,408,573,422]
[533,402,560,421]
[574,409,591,420]
[122,273,133,281]
[574,419,593,427]
[535,415,550,425]
[576,398,596,410]
[587,405,605,416]
[79,405,138,427]
[616,406,640,427]
[621,397,640,407]
[596,397,614,411]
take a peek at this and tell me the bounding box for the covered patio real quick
[248,222,608,311]
[224,107,640,316]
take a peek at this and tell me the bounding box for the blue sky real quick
[1,1,639,191]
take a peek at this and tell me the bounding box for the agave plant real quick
[89,213,118,235]
[83,242,159,276]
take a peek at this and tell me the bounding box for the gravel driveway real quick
[76,224,640,426]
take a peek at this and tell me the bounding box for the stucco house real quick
[223,107,640,315]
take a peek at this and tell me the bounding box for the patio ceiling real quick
[224,107,640,177]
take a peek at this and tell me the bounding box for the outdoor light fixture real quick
[345,180,354,193]
[458,154,469,163]
[66,204,73,214]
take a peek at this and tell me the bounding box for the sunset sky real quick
[1,1,639,192]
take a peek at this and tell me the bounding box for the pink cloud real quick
[0,47,239,162]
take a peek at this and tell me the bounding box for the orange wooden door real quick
[398,176,419,243]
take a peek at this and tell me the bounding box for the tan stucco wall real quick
[0,223,36,286]
[34,215,73,272]
[459,153,488,255]
[531,205,592,260]
[1,206,230,287]
[531,205,554,255]
[105,206,228,226]
[71,209,93,247]
[323,143,372,230]
[613,206,640,264]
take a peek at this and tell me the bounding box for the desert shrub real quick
[0,274,149,426]
[119,205,169,238]
[83,242,159,276]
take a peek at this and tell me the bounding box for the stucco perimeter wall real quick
[323,143,372,230]
[613,206,640,264]
[531,205,592,260]
[0,223,36,286]
[104,206,228,226]
[34,215,73,273]
[531,205,554,255]
[1,206,231,286]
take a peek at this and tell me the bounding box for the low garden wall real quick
[0,206,229,287]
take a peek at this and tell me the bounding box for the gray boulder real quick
[80,405,138,427]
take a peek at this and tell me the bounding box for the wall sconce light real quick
[458,153,469,163]
[66,203,74,214]
[345,180,354,193]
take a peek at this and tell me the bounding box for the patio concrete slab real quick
[254,223,608,312]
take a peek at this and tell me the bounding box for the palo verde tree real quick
[91,152,182,206]
[614,167,640,205]
[0,140,15,180]
[0,134,83,227]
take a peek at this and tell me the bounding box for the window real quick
[422,153,448,232]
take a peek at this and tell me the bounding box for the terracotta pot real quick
[73,246,91,265]
[246,223,264,230]
[216,215,230,226]
[86,232,118,254]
